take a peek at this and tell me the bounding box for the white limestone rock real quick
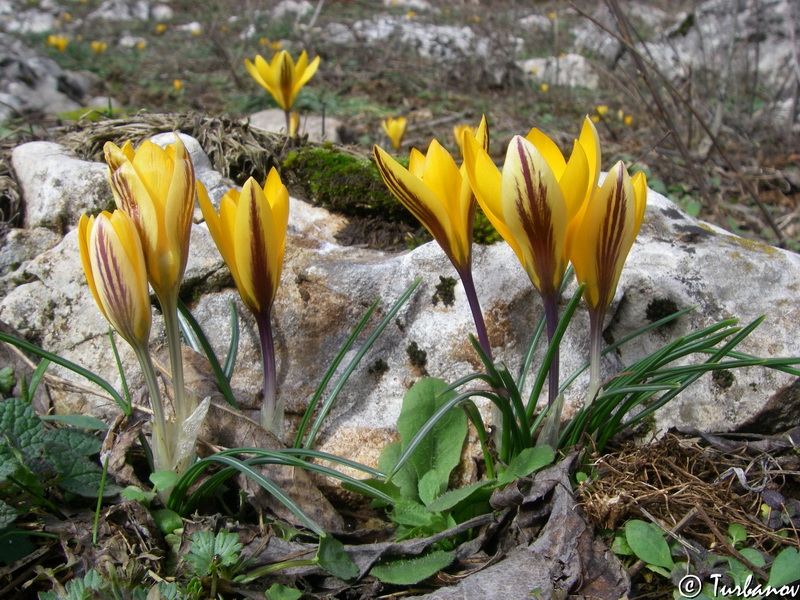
[12,141,109,232]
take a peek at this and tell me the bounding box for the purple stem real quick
[256,311,279,432]
[543,293,560,407]
[459,267,492,361]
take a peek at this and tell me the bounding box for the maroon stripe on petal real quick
[512,139,558,295]
[595,168,627,307]
[95,225,135,336]
[247,186,275,315]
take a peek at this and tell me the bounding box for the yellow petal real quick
[374,144,457,262]
[462,133,524,265]
[525,127,566,179]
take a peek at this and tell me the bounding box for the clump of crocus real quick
[382,117,407,152]
[198,169,290,437]
[570,161,647,403]
[102,134,208,478]
[244,50,320,134]
[463,117,600,417]
[91,41,108,54]
[374,117,492,359]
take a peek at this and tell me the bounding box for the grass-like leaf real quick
[300,277,422,450]
[0,331,127,414]
[177,299,239,409]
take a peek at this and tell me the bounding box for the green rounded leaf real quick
[768,547,800,588]
[624,520,674,570]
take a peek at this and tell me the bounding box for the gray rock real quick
[518,53,600,89]
[88,0,151,21]
[12,141,110,232]
[0,33,97,118]
[247,109,344,145]
[0,227,60,278]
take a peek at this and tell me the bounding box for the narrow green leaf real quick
[223,299,240,380]
[176,299,239,409]
[424,479,494,514]
[0,331,127,414]
[302,277,421,449]
[371,550,455,585]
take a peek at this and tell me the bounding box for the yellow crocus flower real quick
[103,135,195,303]
[244,50,320,113]
[198,170,289,318]
[382,117,407,152]
[374,117,488,274]
[78,210,151,351]
[570,162,647,401]
[463,120,597,298]
[91,41,107,54]
[198,170,289,435]
[570,162,647,313]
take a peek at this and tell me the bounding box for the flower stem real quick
[586,306,605,406]
[543,293,560,407]
[459,267,492,361]
[132,343,172,473]
[257,311,283,438]
[284,110,291,135]
[160,295,191,426]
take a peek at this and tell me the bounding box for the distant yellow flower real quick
[244,50,320,113]
[270,41,282,52]
[62,12,72,22]
[220,25,228,33]
[617,109,624,121]
[155,23,167,34]
[259,37,268,47]
[173,79,183,92]
[47,35,69,52]
[540,83,549,92]
[548,11,557,19]
[91,41,107,54]
[382,117,407,152]
[591,115,600,123]
[595,105,609,118]
[624,114,633,126]
[530,65,538,75]
[406,11,415,18]
[135,40,147,50]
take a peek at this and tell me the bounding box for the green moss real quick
[473,207,502,245]
[281,146,416,225]
[432,276,457,307]
[406,342,427,369]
